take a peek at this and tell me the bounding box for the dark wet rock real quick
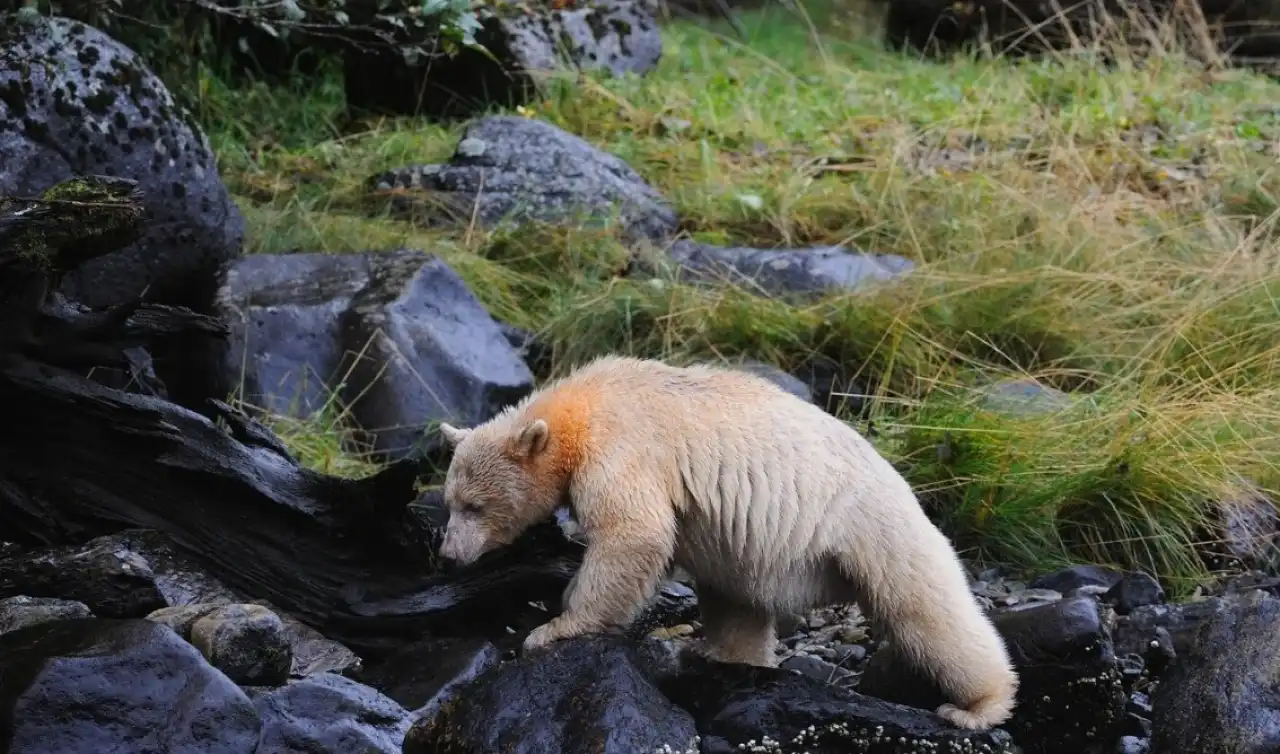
[188,603,292,686]
[0,15,244,311]
[726,358,814,403]
[402,636,699,754]
[251,672,412,754]
[0,596,92,635]
[994,597,1129,752]
[0,618,262,753]
[1149,589,1280,754]
[345,0,662,120]
[1117,736,1150,754]
[1112,595,1237,666]
[0,528,240,618]
[978,378,1077,416]
[1104,571,1165,615]
[215,248,534,462]
[660,654,1015,754]
[354,636,501,721]
[148,599,361,679]
[1030,564,1124,594]
[645,240,914,300]
[860,595,1126,754]
[368,116,679,245]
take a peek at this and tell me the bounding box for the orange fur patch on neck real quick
[517,383,597,479]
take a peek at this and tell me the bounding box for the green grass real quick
[191,0,1280,596]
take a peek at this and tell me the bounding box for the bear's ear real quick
[440,422,471,447]
[513,419,550,458]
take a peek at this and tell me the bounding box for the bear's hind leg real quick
[696,585,778,667]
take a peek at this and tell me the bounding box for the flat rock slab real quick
[0,14,243,310]
[647,240,914,299]
[216,248,534,461]
[369,116,679,245]
[345,0,662,120]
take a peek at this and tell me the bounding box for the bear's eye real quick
[460,499,483,514]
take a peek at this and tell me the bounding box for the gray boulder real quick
[0,14,244,310]
[369,116,678,245]
[345,0,663,120]
[216,249,535,461]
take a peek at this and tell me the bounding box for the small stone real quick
[1116,736,1150,754]
[837,624,867,644]
[0,596,92,635]
[190,603,292,686]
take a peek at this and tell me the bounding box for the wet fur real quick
[438,355,1019,730]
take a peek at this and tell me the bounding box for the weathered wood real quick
[0,176,581,657]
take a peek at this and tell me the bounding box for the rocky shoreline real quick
[3,11,1280,754]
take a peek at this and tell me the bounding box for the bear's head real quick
[435,417,564,567]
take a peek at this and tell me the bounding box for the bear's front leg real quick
[522,510,675,653]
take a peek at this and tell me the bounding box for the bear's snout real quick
[438,518,489,568]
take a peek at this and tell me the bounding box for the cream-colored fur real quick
[437,355,1019,730]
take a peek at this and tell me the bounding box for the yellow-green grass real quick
[190,0,1280,595]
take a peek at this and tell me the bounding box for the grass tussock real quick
[193,0,1280,595]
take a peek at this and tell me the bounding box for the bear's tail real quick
[833,525,1019,731]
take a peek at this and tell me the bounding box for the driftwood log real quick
[0,176,582,658]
